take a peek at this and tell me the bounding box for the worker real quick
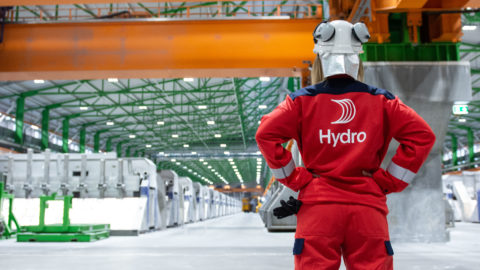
[255,20,435,270]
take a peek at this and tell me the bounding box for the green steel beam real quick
[41,108,49,150]
[94,132,100,153]
[451,133,458,166]
[0,81,80,100]
[21,6,48,21]
[106,137,113,152]
[93,130,110,153]
[126,146,133,157]
[232,78,247,149]
[467,127,474,163]
[73,4,97,18]
[137,3,158,17]
[79,126,86,153]
[116,141,124,157]
[14,96,25,145]
[62,118,69,153]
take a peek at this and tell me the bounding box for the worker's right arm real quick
[255,95,313,192]
[372,97,436,194]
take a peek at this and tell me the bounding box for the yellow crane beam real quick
[0,19,319,81]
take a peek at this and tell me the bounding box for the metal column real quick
[94,131,101,153]
[62,117,69,153]
[14,96,24,145]
[451,133,458,166]
[79,126,86,153]
[41,108,49,150]
[467,128,474,163]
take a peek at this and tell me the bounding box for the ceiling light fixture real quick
[184,78,194,82]
[259,77,271,82]
[106,121,114,126]
[220,144,227,148]
[207,120,215,125]
[198,105,208,109]
[79,106,89,111]
[258,105,267,109]
[139,105,148,110]
[462,25,478,31]
[33,79,45,84]
[183,144,189,148]
[129,134,136,138]
[146,144,152,148]
[214,134,222,138]
[107,78,118,83]
[157,121,165,125]
[172,134,179,138]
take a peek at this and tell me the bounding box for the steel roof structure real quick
[0,76,296,186]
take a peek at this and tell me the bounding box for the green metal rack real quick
[17,193,110,242]
[0,181,22,239]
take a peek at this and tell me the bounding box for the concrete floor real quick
[0,213,479,270]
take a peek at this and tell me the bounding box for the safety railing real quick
[6,3,323,23]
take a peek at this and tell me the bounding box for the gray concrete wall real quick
[364,62,472,242]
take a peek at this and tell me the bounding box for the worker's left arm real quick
[255,95,313,192]
[371,97,436,194]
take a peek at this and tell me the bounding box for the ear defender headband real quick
[313,21,335,44]
[352,23,370,43]
[313,21,370,44]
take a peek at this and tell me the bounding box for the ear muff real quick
[313,22,335,44]
[352,22,370,43]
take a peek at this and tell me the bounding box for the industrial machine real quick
[193,182,206,221]
[259,140,302,232]
[207,189,215,219]
[159,170,183,227]
[259,180,298,232]
[212,190,220,218]
[443,172,479,223]
[179,177,195,223]
[1,152,242,238]
[0,150,166,235]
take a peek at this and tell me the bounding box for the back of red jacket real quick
[256,77,436,214]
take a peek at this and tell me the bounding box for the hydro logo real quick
[319,129,367,147]
[331,99,356,124]
[320,99,366,147]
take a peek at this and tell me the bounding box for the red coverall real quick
[255,77,435,270]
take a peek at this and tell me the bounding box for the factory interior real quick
[1,0,480,269]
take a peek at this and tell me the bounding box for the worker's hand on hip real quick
[273,196,302,219]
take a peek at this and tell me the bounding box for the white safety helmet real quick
[312,20,370,79]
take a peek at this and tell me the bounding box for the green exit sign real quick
[453,105,468,115]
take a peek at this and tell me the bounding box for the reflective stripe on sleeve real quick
[387,162,416,184]
[270,158,295,179]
